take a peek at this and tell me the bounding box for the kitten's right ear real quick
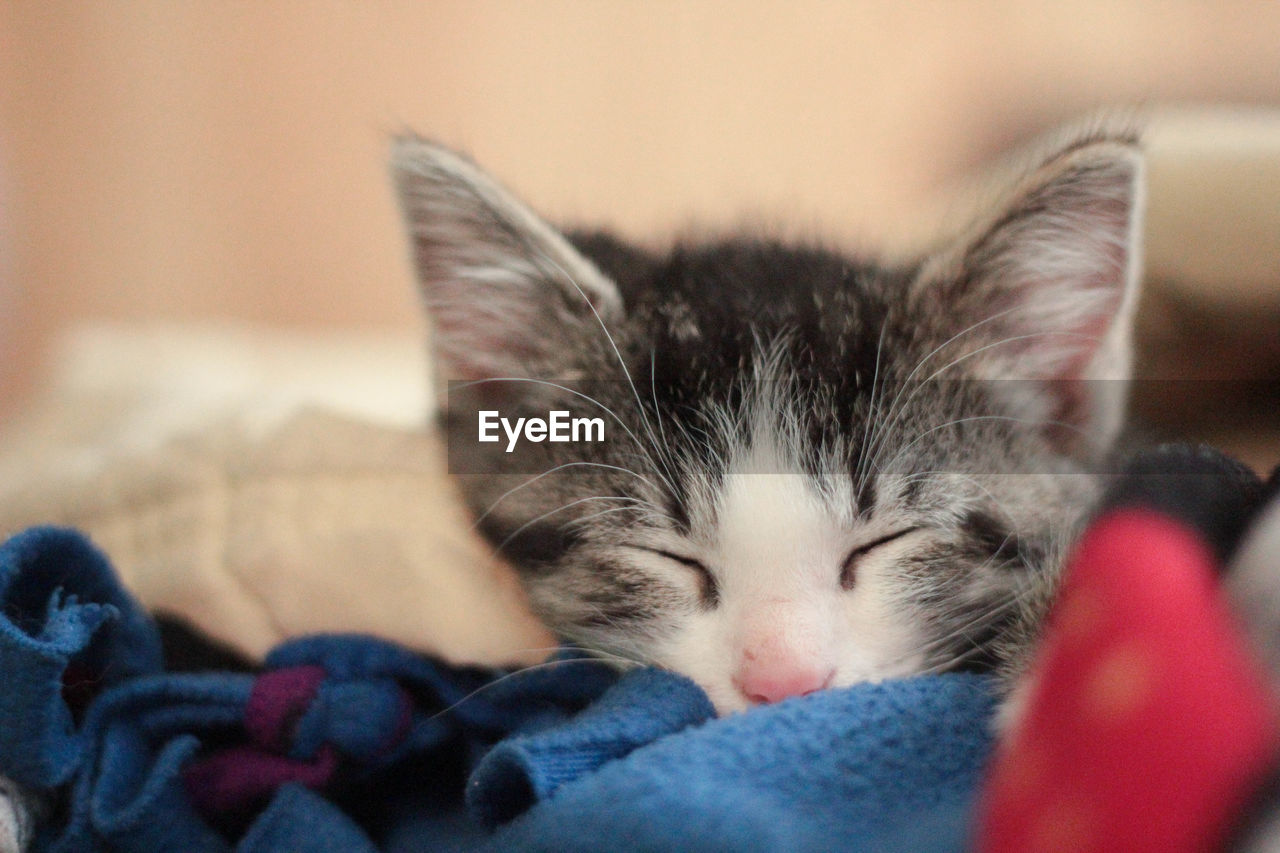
[918,124,1145,456]
[390,137,622,401]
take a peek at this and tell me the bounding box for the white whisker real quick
[875,414,1089,478]
[532,246,682,499]
[421,655,638,724]
[470,461,662,530]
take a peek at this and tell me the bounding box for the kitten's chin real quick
[700,683,751,716]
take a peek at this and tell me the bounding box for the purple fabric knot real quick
[184,665,338,819]
[245,665,328,753]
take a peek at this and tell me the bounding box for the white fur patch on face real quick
[655,414,927,714]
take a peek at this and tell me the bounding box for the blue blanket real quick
[0,526,996,852]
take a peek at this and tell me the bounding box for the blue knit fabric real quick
[475,673,995,853]
[0,527,163,790]
[467,666,718,827]
[0,527,996,852]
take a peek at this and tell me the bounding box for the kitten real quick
[391,123,1144,714]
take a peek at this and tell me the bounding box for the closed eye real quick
[840,527,918,591]
[633,547,719,608]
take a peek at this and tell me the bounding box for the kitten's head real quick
[392,127,1143,713]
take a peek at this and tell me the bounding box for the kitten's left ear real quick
[390,136,623,407]
[925,127,1145,456]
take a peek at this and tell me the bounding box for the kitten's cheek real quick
[992,673,1036,735]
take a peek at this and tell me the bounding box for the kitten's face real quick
[393,129,1143,713]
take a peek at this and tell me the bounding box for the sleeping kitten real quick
[391,124,1143,714]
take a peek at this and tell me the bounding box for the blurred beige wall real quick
[3,1,1280,416]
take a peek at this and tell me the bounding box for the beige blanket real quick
[0,326,552,666]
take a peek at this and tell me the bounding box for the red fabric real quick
[978,509,1279,853]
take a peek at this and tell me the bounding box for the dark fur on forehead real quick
[610,237,907,363]
[581,234,918,477]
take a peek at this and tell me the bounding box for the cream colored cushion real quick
[0,325,552,666]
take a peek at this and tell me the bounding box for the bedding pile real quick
[0,527,993,852]
[2,443,1279,852]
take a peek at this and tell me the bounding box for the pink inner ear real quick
[442,333,539,381]
[1055,284,1120,370]
[973,146,1134,379]
[1033,290,1123,452]
[433,297,546,384]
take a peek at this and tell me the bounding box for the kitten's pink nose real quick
[733,659,835,705]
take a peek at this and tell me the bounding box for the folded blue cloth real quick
[469,670,994,853]
[0,526,996,852]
